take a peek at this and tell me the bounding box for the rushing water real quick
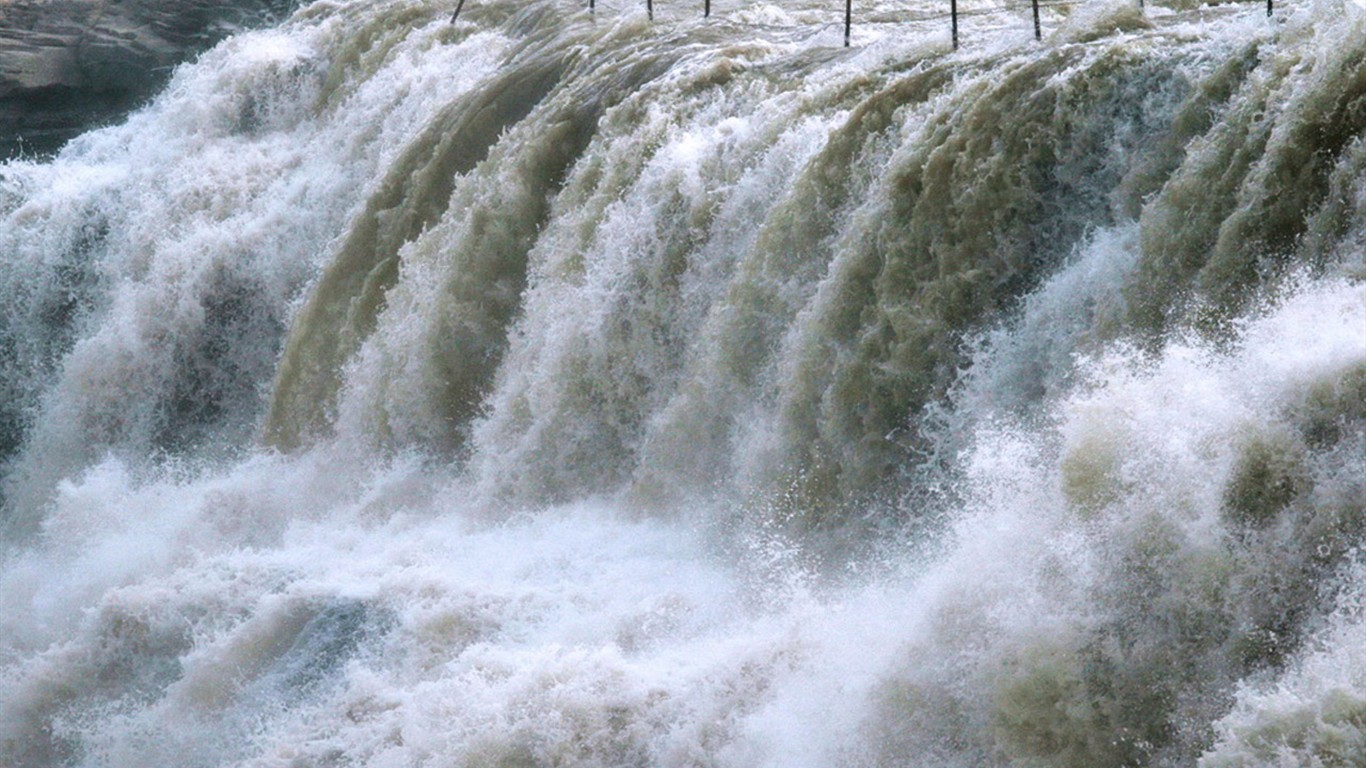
[1,0,1363,764]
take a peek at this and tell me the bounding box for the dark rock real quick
[0,0,299,159]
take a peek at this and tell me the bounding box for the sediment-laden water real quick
[1,0,1363,764]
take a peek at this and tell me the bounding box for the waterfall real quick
[1,0,1362,764]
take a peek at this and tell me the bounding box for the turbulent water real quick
[1,0,1363,764]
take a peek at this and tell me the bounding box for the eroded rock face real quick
[0,0,298,159]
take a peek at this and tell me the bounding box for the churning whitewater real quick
[1,0,1363,764]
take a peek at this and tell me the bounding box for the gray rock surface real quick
[1,0,298,159]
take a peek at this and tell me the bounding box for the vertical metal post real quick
[844,0,852,47]
[648,0,653,20]
[951,0,958,49]
[1032,0,1041,40]
[590,0,595,13]
[705,0,710,16]
[449,0,466,23]
[1267,0,1272,15]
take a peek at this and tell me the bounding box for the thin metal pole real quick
[1032,0,1040,40]
[705,0,710,16]
[951,0,958,49]
[590,0,595,13]
[648,0,653,20]
[844,0,852,47]
[449,0,466,23]
[1266,0,1272,15]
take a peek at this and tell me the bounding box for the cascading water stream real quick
[0,0,1362,765]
